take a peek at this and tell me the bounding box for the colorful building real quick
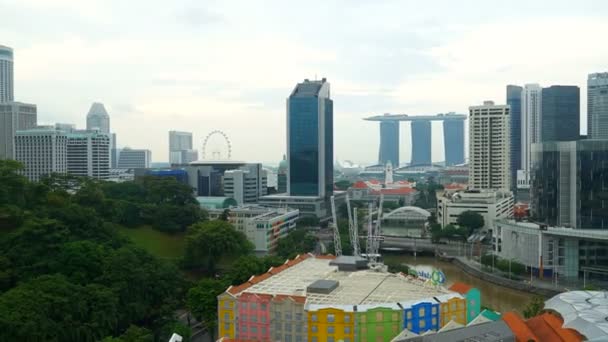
[448,282,481,323]
[436,293,467,326]
[356,304,403,342]
[307,305,355,342]
[270,295,306,342]
[402,300,440,334]
[236,292,272,341]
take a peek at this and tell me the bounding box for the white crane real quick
[330,195,342,257]
[346,194,361,256]
[352,207,361,256]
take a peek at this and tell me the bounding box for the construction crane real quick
[352,207,361,256]
[330,195,342,257]
[346,194,360,256]
[374,194,384,256]
[366,202,374,259]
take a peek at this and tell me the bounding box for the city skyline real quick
[2,1,608,163]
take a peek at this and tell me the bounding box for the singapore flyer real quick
[201,130,232,160]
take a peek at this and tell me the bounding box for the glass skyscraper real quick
[507,85,522,191]
[378,120,399,167]
[443,119,465,166]
[531,140,608,229]
[410,120,431,166]
[588,73,608,139]
[287,78,333,197]
[0,45,14,103]
[541,85,580,142]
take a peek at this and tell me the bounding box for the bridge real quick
[364,113,466,167]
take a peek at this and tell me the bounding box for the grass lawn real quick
[119,225,186,260]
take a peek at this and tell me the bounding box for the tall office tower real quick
[180,149,198,164]
[531,140,608,229]
[378,120,399,167]
[169,130,194,164]
[14,127,68,181]
[518,84,542,189]
[506,85,523,191]
[469,101,511,190]
[277,155,287,193]
[110,133,117,168]
[117,148,151,168]
[0,45,14,103]
[223,164,268,205]
[86,102,110,133]
[588,73,608,139]
[287,78,333,197]
[541,86,580,142]
[67,130,110,179]
[443,118,465,166]
[410,120,432,166]
[0,102,37,159]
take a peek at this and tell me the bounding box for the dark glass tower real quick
[507,85,523,191]
[287,78,333,197]
[378,120,399,167]
[541,85,580,142]
[411,120,432,166]
[443,119,464,166]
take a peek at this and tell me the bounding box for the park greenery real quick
[429,211,485,243]
[480,254,526,276]
[413,178,444,209]
[523,296,545,318]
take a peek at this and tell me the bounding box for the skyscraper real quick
[169,130,195,165]
[67,130,111,179]
[0,102,37,159]
[443,118,465,166]
[541,85,580,142]
[117,148,151,169]
[506,85,523,191]
[287,78,333,197]
[410,120,432,166]
[14,127,67,181]
[86,102,110,134]
[588,73,608,139]
[0,45,14,103]
[469,101,510,191]
[378,120,399,167]
[518,84,542,189]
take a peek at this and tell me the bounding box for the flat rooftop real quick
[239,256,451,306]
[364,113,466,122]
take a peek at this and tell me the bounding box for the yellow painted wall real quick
[440,297,467,326]
[307,307,355,342]
[218,294,237,338]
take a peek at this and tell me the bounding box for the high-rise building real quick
[531,140,608,229]
[223,164,268,205]
[86,102,110,134]
[117,148,151,168]
[588,73,608,139]
[277,155,287,193]
[0,102,37,159]
[506,85,523,191]
[410,120,432,166]
[0,45,14,103]
[518,84,542,189]
[55,123,75,132]
[468,101,510,191]
[67,130,110,179]
[169,130,194,165]
[180,149,198,164]
[541,85,580,142]
[378,120,399,167]
[110,133,117,168]
[287,78,333,197]
[443,118,465,166]
[14,127,68,181]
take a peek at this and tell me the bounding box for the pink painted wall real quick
[237,292,272,341]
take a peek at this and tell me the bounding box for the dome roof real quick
[278,155,288,172]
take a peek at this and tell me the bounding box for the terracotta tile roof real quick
[444,182,467,190]
[448,282,473,295]
[537,313,584,341]
[273,294,306,304]
[315,254,337,260]
[227,282,253,295]
[371,188,417,195]
[268,264,289,274]
[502,312,539,342]
[352,181,369,189]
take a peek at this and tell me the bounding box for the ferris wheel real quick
[201,130,232,160]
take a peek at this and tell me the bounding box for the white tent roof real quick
[544,291,608,340]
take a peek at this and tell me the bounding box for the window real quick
[392,324,398,333]
[406,311,412,319]
[311,338,318,342]
[224,301,230,309]
[275,322,281,331]
[251,326,257,334]
[251,315,257,323]
[295,324,302,333]
[419,320,426,328]
[295,313,302,321]
[327,314,335,323]
[285,334,292,342]
[327,326,335,334]
[327,337,334,342]
[285,312,292,320]
[407,323,412,330]
[261,303,267,310]
[250,303,257,310]
[241,325,247,333]
[311,325,318,333]
[296,336,303,342]
[261,327,266,335]
[344,314,351,323]
[224,323,230,331]
[261,316,266,323]
[392,313,398,321]
[360,315,366,323]
[344,339,351,342]
[419,307,425,316]
[242,315,247,322]
[432,317,437,326]
[241,302,247,309]
[344,326,351,334]
[224,313,229,321]
[432,306,437,315]
[376,312,383,321]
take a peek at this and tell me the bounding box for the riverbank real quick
[442,255,562,298]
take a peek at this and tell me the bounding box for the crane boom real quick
[330,195,342,257]
[353,207,360,256]
[346,194,359,256]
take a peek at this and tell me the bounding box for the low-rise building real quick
[223,164,268,205]
[258,192,346,220]
[117,147,151,169]
[348,180,419,205]
[436,189,514,230]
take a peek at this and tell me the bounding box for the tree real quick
[101,325,154,342]
[183,220,254,273]
[523,296,545,318]
[187,278,228,341]
[457,211,485,236]
[219,208,230,221]
[276,228,318,259]
[334,180,352,191]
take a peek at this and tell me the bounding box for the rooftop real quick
[544,291,608,340]
[364,113,466,122]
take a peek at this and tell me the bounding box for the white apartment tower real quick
[14,127,68,181]
[223,165,268,205]
[469,101,511,191]
[0,45,14,103]
[0,102,37,159]
[588,73,608,139]
[518,84,542,189]
[67,130,111,179]
[169,131,195,165]
[117,148,151,168]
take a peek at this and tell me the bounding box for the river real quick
[384,254,534,314]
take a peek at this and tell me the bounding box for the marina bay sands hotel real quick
[364,113,466,167]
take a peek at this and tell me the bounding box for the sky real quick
[2,0,608,165]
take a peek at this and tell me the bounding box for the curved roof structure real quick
[383,206,431,220]
[544,291,608,340]
[196,196,237,209]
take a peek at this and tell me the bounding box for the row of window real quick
[310,325,351,334]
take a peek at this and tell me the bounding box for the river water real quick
[384,254,534,314]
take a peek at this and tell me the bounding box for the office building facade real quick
[223,164,268,205]
[14,127,68,181]
[0,102,37,159]
[67,130,110,179]
[531,140,608,229]
[287,78,333,197]
[437,189,514,230]
[518,84,542,189]
[506,85,523,191]
[410,120,432,166]
[117,148,151,169]
[378,120,399,167]
[169,130,195,164]
[541,86,580,142]
[443,119,465,166]
[468,101,511,190]
[588,72,608,139]
[86,102,110,134]
[0,45,14,103]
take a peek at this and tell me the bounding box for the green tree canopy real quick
[457,210,485,235]
[187,278,228,341]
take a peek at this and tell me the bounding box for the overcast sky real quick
[2,0,608,164]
